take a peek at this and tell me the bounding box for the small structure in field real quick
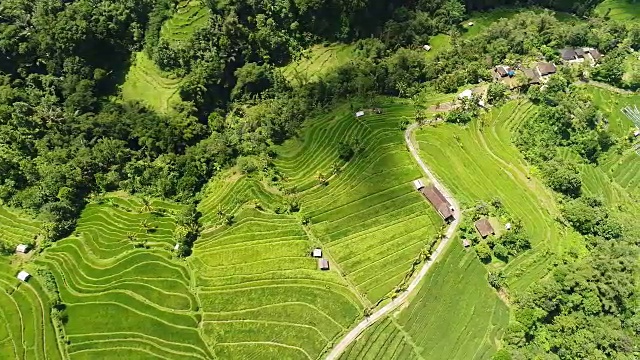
[458,89,473,100]
[312,248,322,258]
[467,22,474,26]
[478,100,486,108]
[475,219,495,238]
[422,44,432,51]
[413,179,425,191]
[421,185,455,222]
[634,130,640,137]
[174,243,180,251]
[523,68,541,84]
[318,258,330,270]
[16,244,30,254]
[355,111,365,118]
[505,222,512,231]
[462,239,471,248]
[17,271,30,282]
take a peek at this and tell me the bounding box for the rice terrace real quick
[2,1,640,360]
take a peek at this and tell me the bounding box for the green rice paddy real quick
[415,100,581,290]
[0,205,40,247]
[161,1,210,44]
[339,241,508,360]
[121,51,183,113]
[281,44,357,85]
[595,0,640,21]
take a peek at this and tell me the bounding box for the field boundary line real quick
[324,122,461,360]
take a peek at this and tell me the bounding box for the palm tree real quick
[140,197,153,213]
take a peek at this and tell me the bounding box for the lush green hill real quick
[274,100,445,303]
[36,195,212,359]
[595,0,640,21]
[281,44,356,85]
[339,240,508,360]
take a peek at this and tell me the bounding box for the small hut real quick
[355,111,365,118]
[505,223,512,231]
[174,243,180,251]
[422,44,432,51]
[312,248,322,258]
[475,219,495,238]
[458,89,473,100]
[413,179,425,191]
[16,244,30,254]
[462,239,471,248]
[17,271,30,282]
[318,258,330,270]
[421,185,455,222]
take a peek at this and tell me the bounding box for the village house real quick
[420,185,455,222]
[312,248,322,258]
[560,47,603,65]
[462,239,471,248]
[318,258,330,270]
[536,62,557,77]
[413,179,425,191]
[475,218,495,238]
[15,244,30,254]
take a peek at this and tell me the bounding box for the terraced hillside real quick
[281,44,356,84]
[415,100,580,290]
[0,260,63,360]
[0,206,40,247]
[37,195,212,360]
[275,101,445,302]
[339,241,508,360]
[121,51,182,113]
[595,0,640,21]
[192,175,363,359]
[161,1,210,44]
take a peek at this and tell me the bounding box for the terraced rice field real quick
[339,241,508,360]
[36,195,213,360]
[595,0,640,21]
[0,205,40,247]
[579,87,640,202]
[0,260,63,359]
[160,1,210,44]
[121,51,182,113]
[415,100,579,290]
[281,44,356,84]
[274,100,444,302]
[192,175,363,359]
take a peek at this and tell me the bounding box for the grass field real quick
[193,174,363,359]
[160,1,210,44]
[595,0,640,21]
[274,100,444,303]
[339,241,508,360]
[121,51,183,113]
[415,100,582,290]
[281,44,357,85]
[35,194,213,360]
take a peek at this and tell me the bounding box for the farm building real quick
[413,179,425,190]
[560,47,603,64]
[458,89,473,100]
[505,222,512,230]
[17,271,30,282]
[475,219,495,238]
[634,130,640,137]
[318,258,329,270]
[174,243,180,251]
[355,111,365,118]
[462,239,471,248]
[560,48,578,61]
[312,248,322,258]
[422,44,431,51]
[523,68,540,84]
[15,244,30,254]
[420,185,455,222]
[536,62,557,76]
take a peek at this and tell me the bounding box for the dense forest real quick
[1,0,639,358]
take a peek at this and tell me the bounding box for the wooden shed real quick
[318,258,330,270]
[475,218,495,238]
[421,185,454,222]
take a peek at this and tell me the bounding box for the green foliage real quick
[487,270,506,289]
[541,159,583,197]
[487,82,509,104]
[475,241,492,263]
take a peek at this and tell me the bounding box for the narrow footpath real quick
[325,123,461,360]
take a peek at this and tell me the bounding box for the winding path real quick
[325,123,461,360]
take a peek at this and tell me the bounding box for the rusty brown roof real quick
[474,219,494,238]
[421,185,454,220]
[537,62,556,76]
